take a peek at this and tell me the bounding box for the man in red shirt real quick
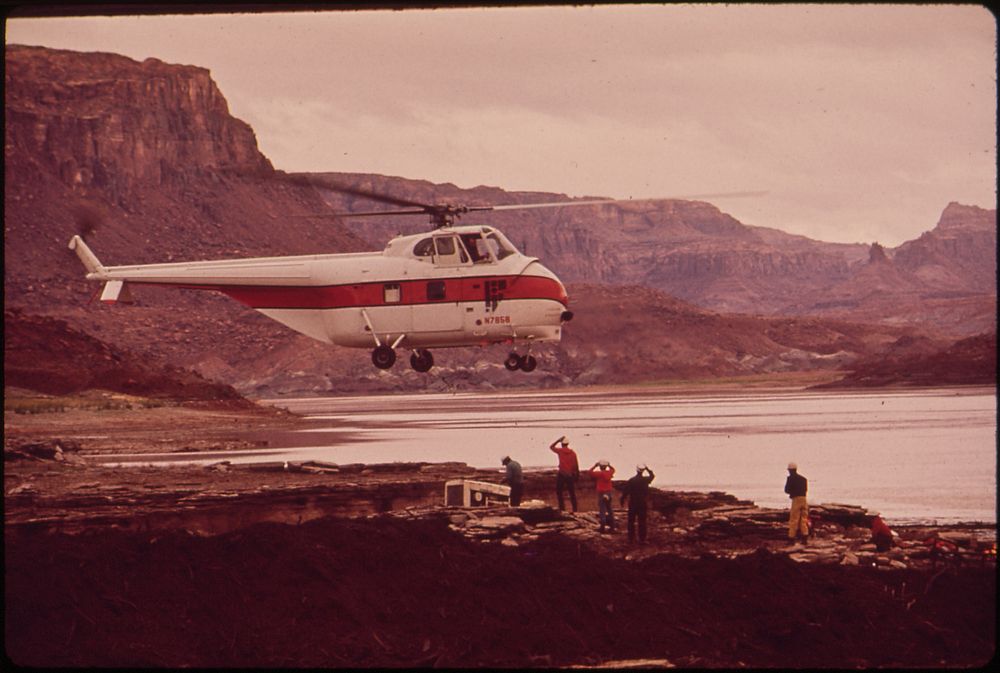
[588,459,616,533]
[549,436,580,512]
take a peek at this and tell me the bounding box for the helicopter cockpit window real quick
[414,238,435,257]
[486,232,516,260]
[460,233,493,264]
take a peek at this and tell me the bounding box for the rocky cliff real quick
[781,207,997,335]
[5,45,273,195]
[892,202,997,293]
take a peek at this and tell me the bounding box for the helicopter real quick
[68,182,760,373]
[68,182,607,373]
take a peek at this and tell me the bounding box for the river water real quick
[113,386,997,526]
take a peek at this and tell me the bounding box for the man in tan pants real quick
[784,462,809,544]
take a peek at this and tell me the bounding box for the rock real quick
[532,521,580,531]
[301,464,339,474]
[841,552,860,566]
[572,658,674,669]
[465,516,526,533]
[420,462,472,473]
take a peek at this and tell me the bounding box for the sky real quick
[5,4,997,246]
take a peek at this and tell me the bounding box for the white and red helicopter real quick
[68,182,756,373]
[67,183,607,373]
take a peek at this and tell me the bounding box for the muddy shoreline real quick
[4,396,996,668]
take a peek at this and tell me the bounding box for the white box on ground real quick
[444,479,511,507]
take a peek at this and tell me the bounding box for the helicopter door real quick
[364,282,413,340]
[431,235,469,267]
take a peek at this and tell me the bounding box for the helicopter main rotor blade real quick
[333,208,431,218]
[487,199,622,212]
[303,177,435,210]
[286,174,767,221]
[487,191,767,212]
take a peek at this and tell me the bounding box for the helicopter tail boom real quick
[68,235,106,276]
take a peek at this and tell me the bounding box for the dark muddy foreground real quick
[5,511,995,669]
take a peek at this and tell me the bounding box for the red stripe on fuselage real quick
[141,274,568,310]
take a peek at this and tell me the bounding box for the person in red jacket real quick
[588,460,616,533]
[549,436,580,512]
[870,514,894,552]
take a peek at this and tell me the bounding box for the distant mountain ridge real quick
[3,44,994,394]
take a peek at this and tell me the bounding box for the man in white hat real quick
[587,459,616,533]
[783,462,809,544]
[620,464,656,543]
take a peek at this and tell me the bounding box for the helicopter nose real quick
[561,311,574,322]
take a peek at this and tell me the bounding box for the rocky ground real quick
[5,395,996,668]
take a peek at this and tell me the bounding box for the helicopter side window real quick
[432,235,469,265]
[383,283,401,303]
[434,237,456,256]
[414,238,435,257]
[426,280,447,301]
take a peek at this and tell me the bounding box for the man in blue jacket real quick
[502,455,524,507]
[620,464,655,544]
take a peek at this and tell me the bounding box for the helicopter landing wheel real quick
[371,344,396,369]
[504,352,522,371]
[519,354,538,372]
[410,349,434,373]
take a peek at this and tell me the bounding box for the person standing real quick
[501,455,524,507]
[784,462,809,544]
[620,464,655,544]
[549,436,580,512]
[588,460,616,533]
